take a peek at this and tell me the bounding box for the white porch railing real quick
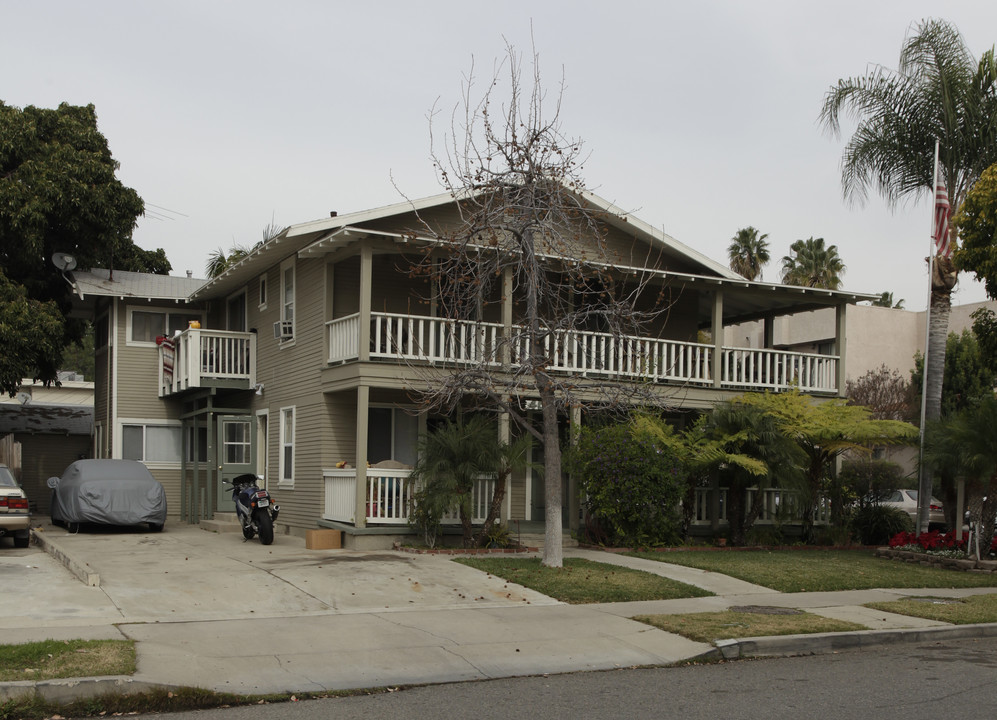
[692,487,831,526]
[323,467,496,526]
[158,328,257,396]
[326,312,838,393]
[721,347,837,394]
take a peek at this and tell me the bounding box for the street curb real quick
[31,528,101,587]
[713,622,997,660]
[0,676,172,703]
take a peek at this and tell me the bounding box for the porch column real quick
[499,409,510,522]
[568,405,582,533]
[835,304,847,396]
[358,246,373,363]
[711,289,724,388]
[355,385,369,528]
[709,468,721,533]
[502,266,513,366]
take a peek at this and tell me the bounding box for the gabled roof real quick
[191,186,743,300]
[70,269,208,301]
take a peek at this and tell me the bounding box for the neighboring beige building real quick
[69,188,876,546]
[728,299,997,384]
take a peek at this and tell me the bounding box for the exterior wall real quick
[94,301,112,458]
[733,300,997,383]
[14,432,90,515]
[244,255,327,536]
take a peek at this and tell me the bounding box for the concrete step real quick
[200,513,242,534]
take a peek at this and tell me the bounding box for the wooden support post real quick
[355,385,369,528]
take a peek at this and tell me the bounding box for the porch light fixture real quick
[254,383,265,396]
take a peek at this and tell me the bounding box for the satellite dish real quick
[52,253,77,271]
[16,392,31,405]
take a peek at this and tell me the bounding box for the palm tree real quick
[818,19,997,474]
[205,220,287,278]
[924,398,997,559]
[727,226,770,281]
[871,291,905,309]
[780,237,845,289]
[695,401,805,546]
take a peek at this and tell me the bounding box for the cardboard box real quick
[306,529,342,550]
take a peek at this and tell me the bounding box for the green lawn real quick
[625,549,997,593]
[454,557,713,603]
[0,639,135,682]
[866,593,997,624]
[634,610,865,643]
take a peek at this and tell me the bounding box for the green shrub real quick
[852,504,914,545]
[839,459,907,506]
[566,424,686,547]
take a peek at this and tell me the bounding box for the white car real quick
[0,464,31,548]
[879,489,945,528]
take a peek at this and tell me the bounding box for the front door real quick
[216,415,255,510]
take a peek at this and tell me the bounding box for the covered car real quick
[49,459,167,531]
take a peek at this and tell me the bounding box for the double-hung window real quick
[279,406,295,486]
[122,423,182,463]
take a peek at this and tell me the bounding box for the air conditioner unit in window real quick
[273,320,293,340]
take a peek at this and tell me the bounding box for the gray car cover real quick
[50,459,167,527]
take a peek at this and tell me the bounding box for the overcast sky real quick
[4,1,997,311]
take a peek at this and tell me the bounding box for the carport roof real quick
[0,404,94,436]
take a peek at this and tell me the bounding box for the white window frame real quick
[279,257,295,346]
[256,409,269,489]
[94,421,105,459]
[118,420,183,467]
[279,406,295,488]
[258,274,268,311]
[126,307,204,346]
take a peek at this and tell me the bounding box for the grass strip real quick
[625,549,997,593]
[0,639,135,682]
[634,610,865,644]
[865,592,997,624]
[454,557,712,603]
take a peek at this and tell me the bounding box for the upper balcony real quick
[158,328,256,397]
[325,311,839,394]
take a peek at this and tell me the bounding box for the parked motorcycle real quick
[226,474,279,545]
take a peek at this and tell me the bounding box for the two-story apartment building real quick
[68,188,875,547]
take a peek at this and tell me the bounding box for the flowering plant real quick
[888,529,997,554]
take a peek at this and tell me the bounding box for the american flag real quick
[934,180,951,258]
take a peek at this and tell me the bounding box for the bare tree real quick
[845,364,914,422]
[407,44,670,567]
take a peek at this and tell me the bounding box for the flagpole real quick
[916,139,941,535]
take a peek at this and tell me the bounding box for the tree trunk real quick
[540,383,563,567]
[475,468,508,546]
[459,498,473,548]
[918,265,955,533]
[727,482,747,546]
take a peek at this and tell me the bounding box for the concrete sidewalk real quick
[3,524,997,700]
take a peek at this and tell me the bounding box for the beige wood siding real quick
[246,257,328,533]
[14,433,90,515]
[146,466,182,520]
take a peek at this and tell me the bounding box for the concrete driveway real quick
[9,523,557,629]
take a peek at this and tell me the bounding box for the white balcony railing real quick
[326,312,838,393]
[158,328,257,396]
[323,467,496,526]
[692,487,831,526]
